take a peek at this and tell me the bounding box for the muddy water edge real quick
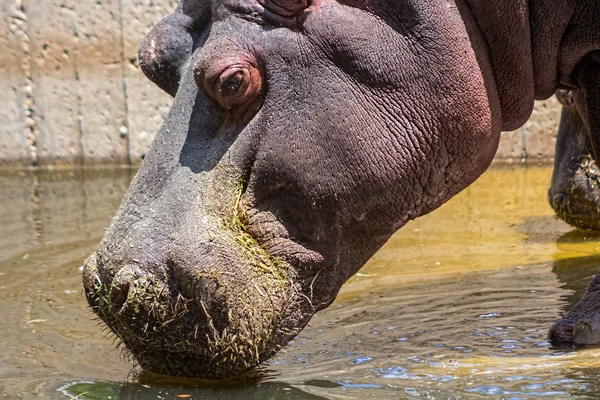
[2,166,600,399]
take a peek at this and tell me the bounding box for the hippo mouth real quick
[82,186,317,379]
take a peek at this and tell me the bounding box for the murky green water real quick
[2,166,600,399]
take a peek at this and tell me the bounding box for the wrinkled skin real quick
[83,0,600,378]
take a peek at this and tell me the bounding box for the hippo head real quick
[548,88,600,231]
[83,0,502,378]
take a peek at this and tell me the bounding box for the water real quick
[2,166,600,399]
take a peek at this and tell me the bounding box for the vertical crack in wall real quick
[119,0,132,166]
[10,0,38,167]
[30,171,43,247]
[520,126,527,164]
[73,3,85,167]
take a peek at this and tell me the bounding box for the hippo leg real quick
[550,274,600,345]
[550,52,600,345]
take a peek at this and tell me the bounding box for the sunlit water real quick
[2,166,600,399]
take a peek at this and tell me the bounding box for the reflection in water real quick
[58,380,329,400]
[2,166,600,399]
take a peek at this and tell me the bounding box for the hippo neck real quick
[461,0,534,131]
[461,0,587,131]
[528,0,600,99]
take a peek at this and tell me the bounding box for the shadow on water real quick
[556,230,600,244]
[59,370,341,399]
[508,216,600,310]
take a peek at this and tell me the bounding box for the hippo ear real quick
[139,2,211,96]
[139,19,193,96]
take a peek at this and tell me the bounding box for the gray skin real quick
[82,0,600,379]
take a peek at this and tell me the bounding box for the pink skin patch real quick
[226,0,327,28]
[258,0,308,16]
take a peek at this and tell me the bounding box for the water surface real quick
[2,166,600,399]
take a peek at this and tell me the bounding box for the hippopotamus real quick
[83,0,600,379]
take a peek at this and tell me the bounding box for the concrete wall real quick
[0,0,562,167]
[0,0,176,168]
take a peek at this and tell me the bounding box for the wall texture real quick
[0,0,562,168]
[0,0,177,168]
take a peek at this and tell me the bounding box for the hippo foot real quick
[549,273,600,346]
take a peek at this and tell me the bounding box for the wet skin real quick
[83,0,600,378]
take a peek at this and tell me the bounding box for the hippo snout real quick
[549,315,600,346]
[548,156,600,231]
[83,239,313,379]
[548,316,574,344]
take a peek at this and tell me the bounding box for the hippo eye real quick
[203,62,263,111]
[220,70,244,96]
[195,52,264,114]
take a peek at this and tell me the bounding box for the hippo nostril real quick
[109,264,144,312]
[110,280,129,312]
